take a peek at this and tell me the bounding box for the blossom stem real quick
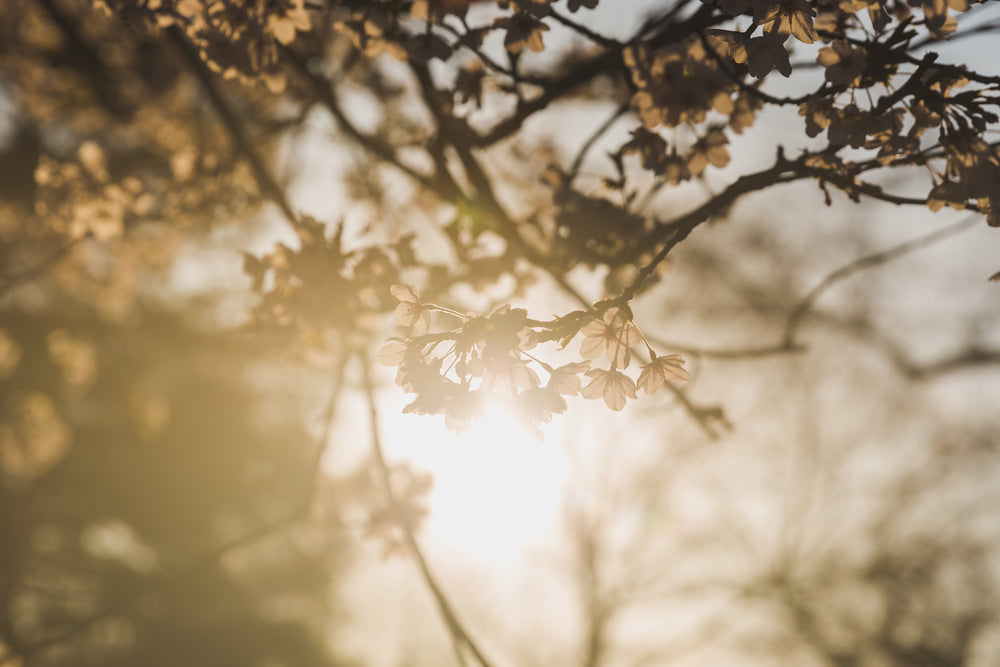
[427,304,467,319]
[634,324,658,359]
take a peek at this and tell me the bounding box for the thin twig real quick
[645,335,804,360]
[567,103,629,184]
[825,30,1000,86]
[661,381,728,440]
[809,310,1000,381]
[437,21,549,85]
[359,353,497,667]
[625,157,805,302]
[474,3,723,148]
[281,47,441,191]
[695,31,841,107]
[548,8,623,49]
[911,18,1000,51]
[625,151,982,304]
[782,215,978,346]
[906,349,1000,379]
[407,60,591,306]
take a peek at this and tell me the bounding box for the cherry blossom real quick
[579,307,641,369]
[581,368,637,412]
[637,354,691,395]
[390,284,430,335]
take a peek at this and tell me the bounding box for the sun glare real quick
[398,404,569,563]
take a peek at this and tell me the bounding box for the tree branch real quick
[904,349,1000,379]
[625,152,982,304]
[645,335,804,360]
[548,8,623,50]
[280,47,443,192]
[696,31,841,107]
[625,155,805,301]
[407,60,592,305]
[473,3,723,147]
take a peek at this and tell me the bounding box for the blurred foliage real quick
[0,303,348,666]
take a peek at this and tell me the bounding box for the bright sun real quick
[392,403,569,563]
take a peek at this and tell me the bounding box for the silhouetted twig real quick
[567,103,629,183]
[548,8,623,49]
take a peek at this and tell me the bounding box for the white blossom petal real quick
[377,339,408,367]
[390,284,421,304]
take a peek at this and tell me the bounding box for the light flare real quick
[400,403,568,563]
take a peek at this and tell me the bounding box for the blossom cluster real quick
[378,286,690,433]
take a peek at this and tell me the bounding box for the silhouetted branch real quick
[661,379,730,440]
[627,155,981,303]
[548,8,623,49]
[281,47,442,192]
[911,18,1000,50]
[473,3,723,147]
[473,50,623,147]
[438,20,549,85]
[407,59,593,306]
[899,348,1000,380]
[827,30,1000,86]
[819,312,1000,381]
[696,31,843,107]
[645,335,804,360]
[626,155,805,301]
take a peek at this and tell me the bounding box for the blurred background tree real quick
[0,1,999,666]
[0,307,351,666]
